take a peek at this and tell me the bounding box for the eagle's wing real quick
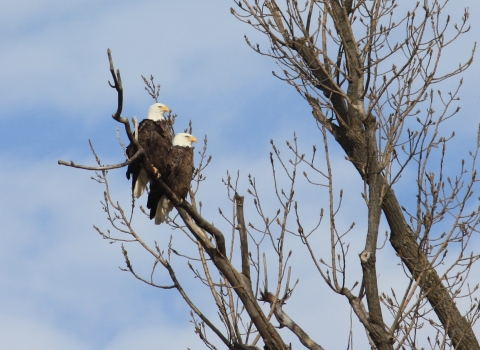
[126,120,172,198]
[147,147,193,222]
[166,147,194,201]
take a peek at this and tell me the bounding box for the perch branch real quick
[58,149,144,171]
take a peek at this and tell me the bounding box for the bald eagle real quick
[147,133,197,224]
[126,103,173,198]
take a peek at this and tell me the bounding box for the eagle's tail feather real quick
[155,196,174,225]
[133,168,149,198]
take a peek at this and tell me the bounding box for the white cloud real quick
[0,0,274,122]
[104,324,200,350]
[0,157,199,347]
[0,314,90,350]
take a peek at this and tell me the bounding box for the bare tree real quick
[59,1,480,349]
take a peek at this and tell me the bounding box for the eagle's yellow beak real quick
[189,135,198,143]
[159,105,170,113]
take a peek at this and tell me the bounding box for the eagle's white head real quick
[173,133,197,147]
[147,103,170,121]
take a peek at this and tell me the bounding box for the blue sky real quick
[1,1,479,349]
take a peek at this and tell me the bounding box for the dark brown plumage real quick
[126,103,173,198]
[147,133,197,224]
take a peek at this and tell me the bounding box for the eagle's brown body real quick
[126,116,173,198]
[147,134,196,224]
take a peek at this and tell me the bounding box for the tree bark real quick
[320,106,478,349]
[360,118,394,350]
[383,186,480,350]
